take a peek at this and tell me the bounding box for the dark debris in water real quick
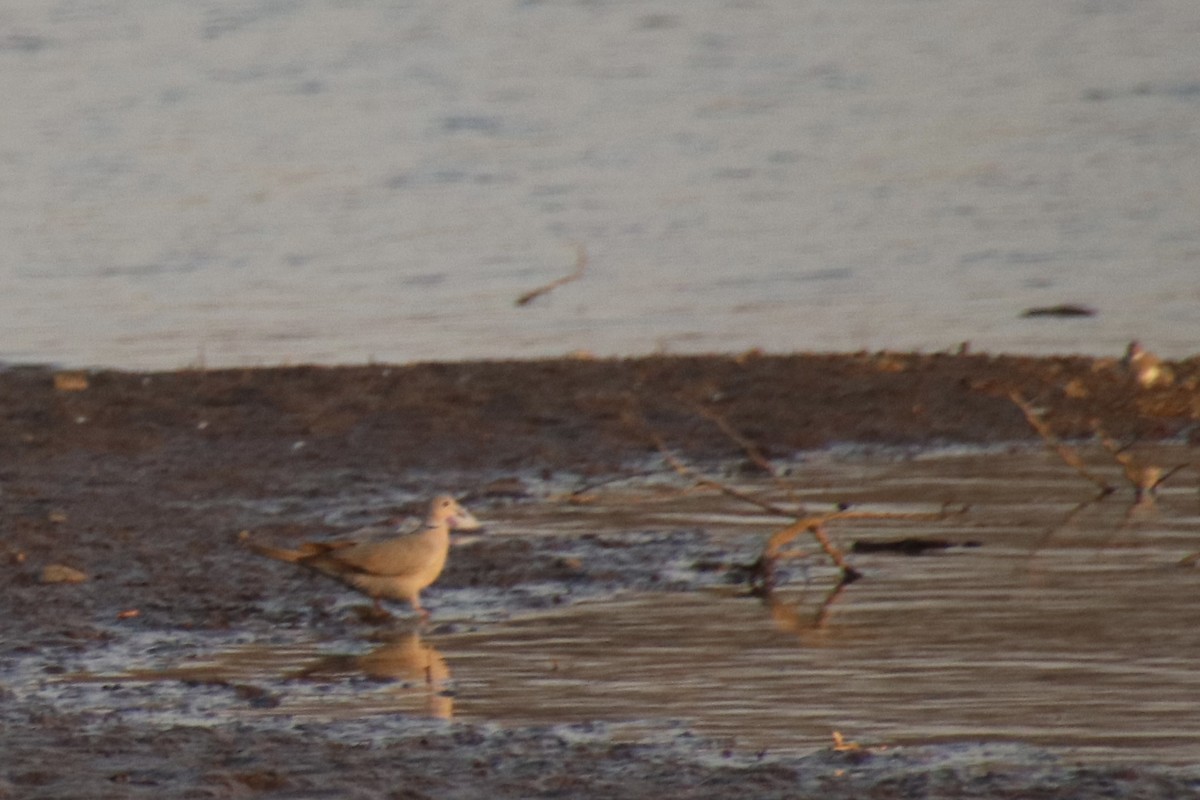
[851,537,983,555]
[1020,304,1097,318]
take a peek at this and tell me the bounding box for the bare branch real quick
[1152,462,1191,491]
[1009,390,1115,495]
[1095,428,1190,500]
[690,404,778,477]
[651,431,795,517]
[515,243,588,307]
[620,394,955,593]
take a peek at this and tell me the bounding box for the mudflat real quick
[3,352,1198,798]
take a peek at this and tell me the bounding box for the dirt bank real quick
[5,351,1198,471]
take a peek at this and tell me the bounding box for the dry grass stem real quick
[561,470,660,503]
[1009,390,1115,495]
[690,401,810,511]
[515,243,588,306]
[1096,431,1157,499]
[691,404,778,477]
[649,430,795,516]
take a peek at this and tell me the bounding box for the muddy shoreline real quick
[3,352,1199,798]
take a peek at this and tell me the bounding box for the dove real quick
[249,494,481,617]
[1122,340,1174,389]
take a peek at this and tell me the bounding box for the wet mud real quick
[3,352,1200,798]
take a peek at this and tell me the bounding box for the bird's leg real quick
[411,597,431,624]
[353,597,394,624]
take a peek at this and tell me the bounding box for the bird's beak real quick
[451,509,483,532]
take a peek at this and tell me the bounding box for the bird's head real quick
[428,494,483,532]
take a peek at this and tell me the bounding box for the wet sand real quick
[3,351,1200,798]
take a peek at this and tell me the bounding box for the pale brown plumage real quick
[1123,340,1174,389]
[249,495,481,616]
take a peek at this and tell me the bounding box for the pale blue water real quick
[3,1,1199,369]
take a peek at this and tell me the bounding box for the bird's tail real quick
[245,541,327,563]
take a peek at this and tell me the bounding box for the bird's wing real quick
[308,531,440,577]
[249,523,386,563]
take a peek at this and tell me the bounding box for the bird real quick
[1123,340,1174,389]
[248,494,481,618]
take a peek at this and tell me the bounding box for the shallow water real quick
[410,450,1200,763]
[3,1,1200,368]
[40,446,1200,763]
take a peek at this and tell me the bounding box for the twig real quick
[622,395,956,593]
[691,404,778,477]
[637,419,858,582]
[648,430,796,517]
[1152,463,1191,492]
[561,470,659,503]
[1027,495,1104,560]
[831,730,863,752]
[1095,428,1190,500]
[754,516,846,592]
[754,505,960,592]
[1009,391,1115,495]
[515,243,588,306]
[763,513,903,575]
[1096,429,1154,496]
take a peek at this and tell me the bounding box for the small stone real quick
[1062,378,1089,399]
[481,477,528,498]
[53,372,89,391]
[41,564,89,584]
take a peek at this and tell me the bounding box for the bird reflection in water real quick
[291,631,453,719]
[61,630,454,719]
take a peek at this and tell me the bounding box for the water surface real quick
[3,1,1199,368]
[43,447,1200,763]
